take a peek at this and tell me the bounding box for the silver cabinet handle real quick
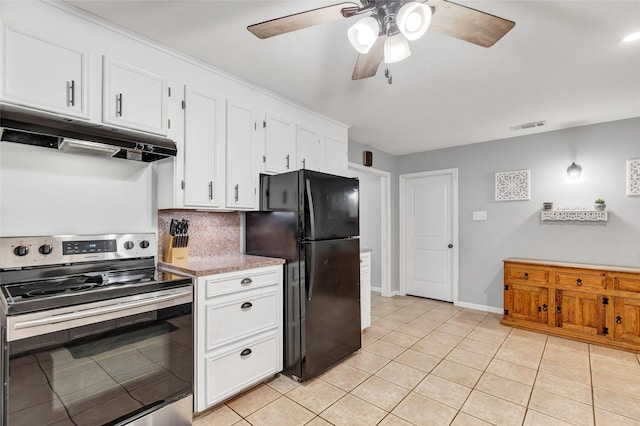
[241,278,252,286]
[302,158,306,169]
[68,80,76,107]
[208,181,213,201]
[116,93,123,116]
[285,154,290,169]
[235,184,239,202]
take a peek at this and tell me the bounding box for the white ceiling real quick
[65,0,640,156]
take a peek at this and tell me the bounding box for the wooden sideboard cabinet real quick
[502,258,640,353]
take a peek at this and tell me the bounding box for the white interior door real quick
[402,170,456,302]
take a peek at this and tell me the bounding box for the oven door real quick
[3,286,193,426]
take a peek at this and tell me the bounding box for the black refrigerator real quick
[246,170,361,381]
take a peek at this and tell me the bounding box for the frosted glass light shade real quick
[397,2,432,41]
[567,162,582,178]
[384,34,411,63]
[348,17,379,54]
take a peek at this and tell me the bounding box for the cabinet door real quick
[323,136,348,176]
[226,101,255,209]
[555,290,606,336]
[2,28,88,118]
[614,297,640,345]
[504,283,549,325]
[264,114,295,173]
[183,87,221,207]
[296,126,323,171]
[102,57,167,135]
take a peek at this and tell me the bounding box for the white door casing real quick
[348,162,391,297]
[400,169,458,303]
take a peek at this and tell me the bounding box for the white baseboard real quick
[371,286,382,294]
[455,300,503,314]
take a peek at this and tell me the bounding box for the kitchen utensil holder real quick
[164,236,188,263]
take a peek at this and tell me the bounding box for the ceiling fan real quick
[247,0,515,81]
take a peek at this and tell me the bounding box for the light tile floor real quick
[194,293,640,426]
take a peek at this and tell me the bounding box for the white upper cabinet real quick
[2,27,88,118]
[226,100,256,210]
[324,135,349,176]
[296,126,323,171]
[264,114,296,174]
[102,56,168,135]
[183,86,222,208]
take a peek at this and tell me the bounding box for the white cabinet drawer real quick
[360,252,371,269]
[204,332,279,407]
[204,267,281,298]
[205,287,278,350]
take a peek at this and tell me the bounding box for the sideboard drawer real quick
[505,266,550,284]
[611,274,640,293]
[555,271,606,290]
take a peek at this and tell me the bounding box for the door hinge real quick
[504,309,509,315]
[602,297,609,305]
[504,284,509,290]
[168,87,171,97]
[181,180,185,190]
[263,120,266,128]
[602,327,609,335]
[181,100,186,109]
[262,155,266,163]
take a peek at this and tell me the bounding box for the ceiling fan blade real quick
[428,0,515,47]
[248,2,360,39]
[352,37,385,80]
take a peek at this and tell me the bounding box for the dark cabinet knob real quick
[576,278,582,286]
[616,316,622,324]
[524,273,529,280]
[448,244,453,248]
[241,302,253,310]
[240,348,252,357]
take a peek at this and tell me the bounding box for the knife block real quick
[164,236,188,263]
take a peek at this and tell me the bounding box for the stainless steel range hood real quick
[0,105,177,162]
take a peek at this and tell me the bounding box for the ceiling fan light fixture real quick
[397,2,432,41]
[384,34,411,64]
[348,17,379,54]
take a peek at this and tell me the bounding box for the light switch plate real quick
[473,211,488,221]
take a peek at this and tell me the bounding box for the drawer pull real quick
[241,278,253,286]
[240,348,252,357]
[241,302,253,310]
[576,278,583,286]
[616,316,623,324]
[523,273,529,280]
[538,304,548,312]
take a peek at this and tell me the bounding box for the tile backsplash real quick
[158,210,241,261]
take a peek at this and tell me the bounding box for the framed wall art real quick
[627,158,640,196]
[495,169,531,201]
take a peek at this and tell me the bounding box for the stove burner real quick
[25,283,97,298]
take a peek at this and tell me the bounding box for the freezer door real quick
[303,171,359,240]
[301,238,361,380]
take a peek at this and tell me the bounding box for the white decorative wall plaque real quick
[627,158,640,196]
[495,169,530,201]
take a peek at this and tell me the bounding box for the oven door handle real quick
[12,289,192,330]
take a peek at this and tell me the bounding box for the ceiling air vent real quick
[509,120,547,131]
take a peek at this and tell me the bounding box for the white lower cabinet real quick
[195,265,283,412]
[360,251,371,330]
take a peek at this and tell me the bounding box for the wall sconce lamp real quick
[567,162,582,179]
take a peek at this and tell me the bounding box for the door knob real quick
[448,244,453,248]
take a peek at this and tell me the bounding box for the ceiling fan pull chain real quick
[384,67,392,85]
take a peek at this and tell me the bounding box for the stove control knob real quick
[139,240,150,249]
[39,244,53,255]
[13,245,29,257]
[123,241,134,250]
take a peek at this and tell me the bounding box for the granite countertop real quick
[504,257,640,274]
[159,254,285,277]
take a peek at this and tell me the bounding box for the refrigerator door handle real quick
[305,242,316,301]
[305,179,316,240]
